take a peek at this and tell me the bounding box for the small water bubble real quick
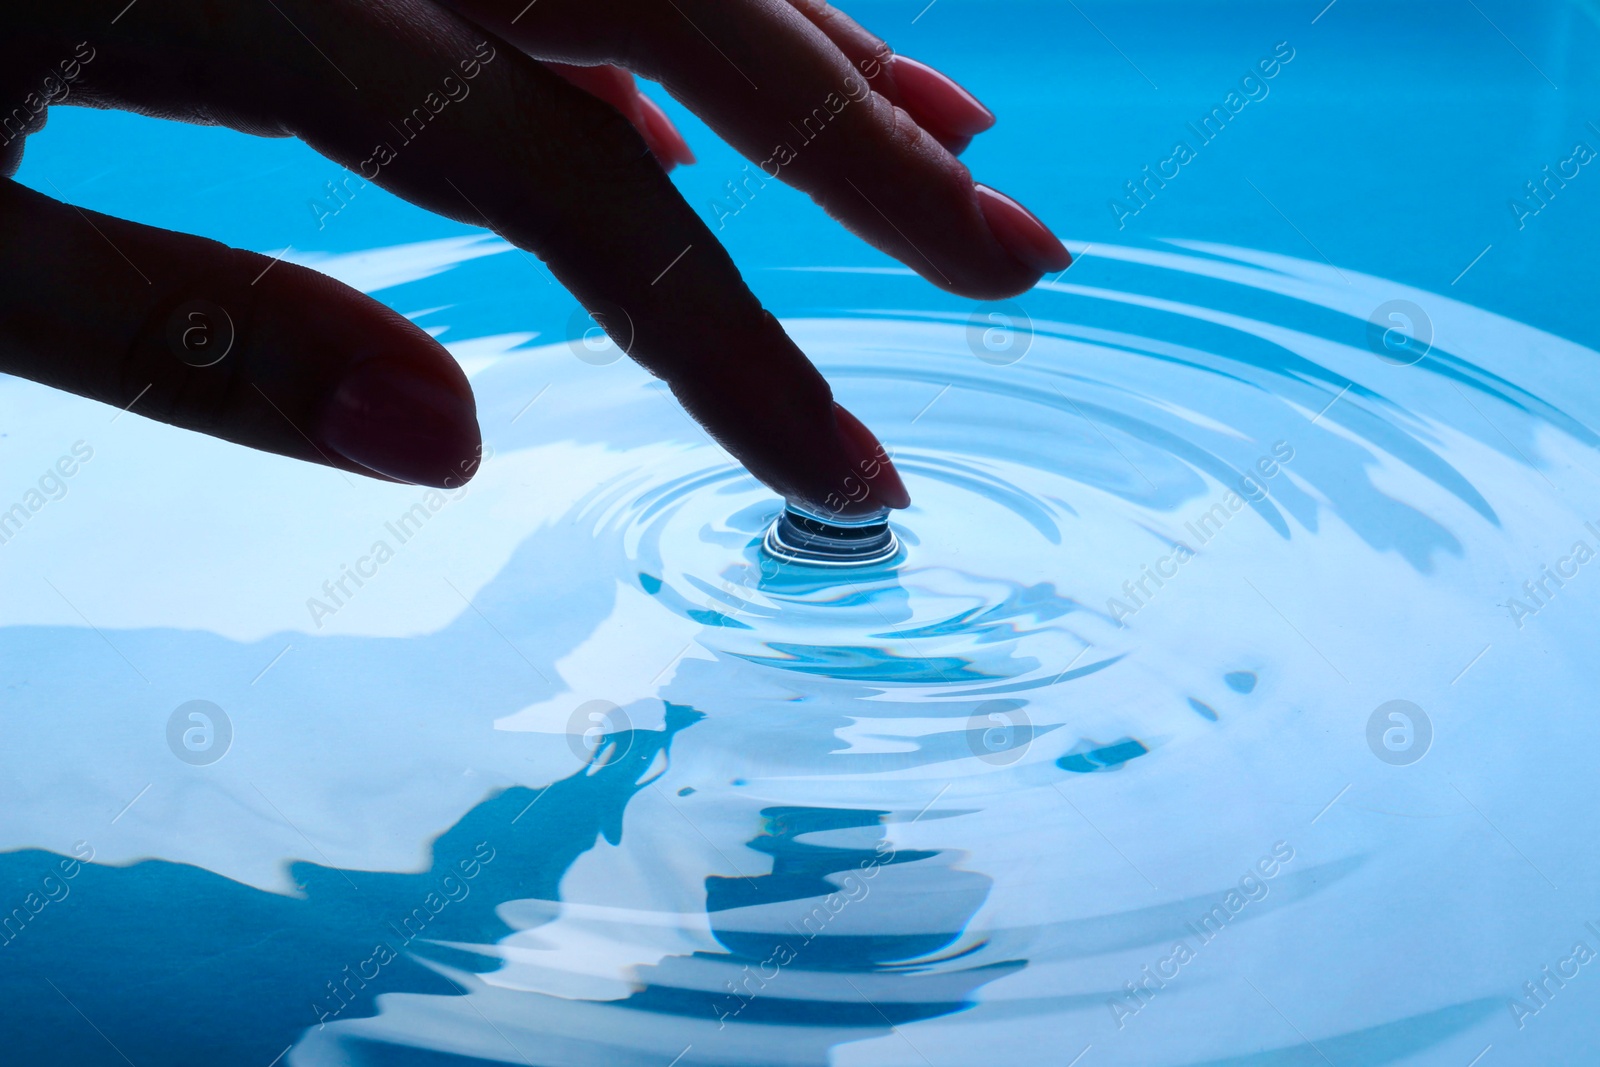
[166,700,232,766]
[1366,699,1432,765]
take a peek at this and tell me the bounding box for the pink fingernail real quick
[975,184,1072,274]
[637,94,695,168]
[892,56,995,139]
[318,359,482,487]
[832,402,911,512]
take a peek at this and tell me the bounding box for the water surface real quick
[5,1,1600,1064]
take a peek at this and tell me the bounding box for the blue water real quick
[5,1,1600,1064]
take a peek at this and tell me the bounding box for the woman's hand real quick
[0,0,1068,514]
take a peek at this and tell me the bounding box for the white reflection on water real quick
[3,242,1599,1065]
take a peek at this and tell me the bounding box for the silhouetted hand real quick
[1,0,1069,514]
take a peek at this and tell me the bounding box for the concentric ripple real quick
[277,241,1600,1066]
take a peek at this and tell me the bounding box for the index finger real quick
[455,0,1072,296]
[50,0,908,514]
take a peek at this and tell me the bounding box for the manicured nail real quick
[637,94,695,168]
[892,56,995,139]
[318,358,482,487]
[975,184,1072,273]
[832,402,911,511]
